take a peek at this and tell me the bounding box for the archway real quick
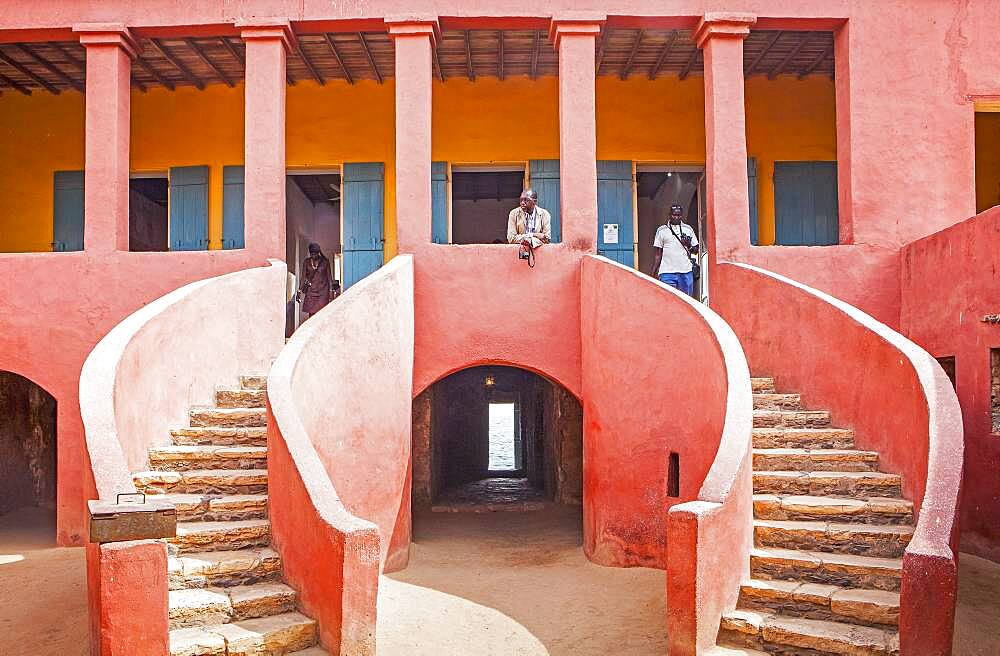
[411,365,582,511]
[0,371,57,521]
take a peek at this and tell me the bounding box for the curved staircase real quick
[717,377,911,656]
[132,375,328,656]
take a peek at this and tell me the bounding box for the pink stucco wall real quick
[579,255,752,570]
[901,206,1000,563]
[0,249,281,545]
[267,255,413,653]
[714,261,964,656]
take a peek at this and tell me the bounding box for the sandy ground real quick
[0,507,87,656]
[1,504,999,655]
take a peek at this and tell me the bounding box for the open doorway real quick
[286,170,342,334]
[412,365,582,511]
[976,111,1000,213]
[129,174,169,252]
[0,372,56,525]
[451,166,526,244]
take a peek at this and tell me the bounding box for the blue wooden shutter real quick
[431,161,448,244]
[748,157,759,245]
[169,165,209,251]
[222,165,245,250]
[529,160,560,243]
[343,162,385,289]
[597,160,635,267]
[774,161,839,246]
[53,170,84,252]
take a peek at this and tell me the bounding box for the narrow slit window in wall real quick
[991,349,1000,434]
[936,356,956,391]
[667,452,680,498]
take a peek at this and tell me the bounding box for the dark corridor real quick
[0,372,57,516]
[412,366,582,511]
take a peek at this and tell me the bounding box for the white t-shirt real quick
[653,223,698,275]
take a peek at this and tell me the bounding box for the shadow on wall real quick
[0,372,56,516]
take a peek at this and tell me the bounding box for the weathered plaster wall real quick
[0,372,56,514]
[900,206,1000,562]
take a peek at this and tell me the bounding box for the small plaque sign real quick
[603,223,619,245]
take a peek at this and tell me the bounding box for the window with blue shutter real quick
[169,165,210,251]
[222,166,245,250]
[52,171,84,252]
[774,162,839,246]
[528,160,561,243]
[342,162,385,289]
[597,160,635,267]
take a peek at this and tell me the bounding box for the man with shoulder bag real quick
[649,203,699,297]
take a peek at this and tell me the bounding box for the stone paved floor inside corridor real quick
[2,505,1000,655]
[376,506,668,655]
[432,478,547,512]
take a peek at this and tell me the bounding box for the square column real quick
[240,19,292,261]
[388,18,439,254]
[74,24,137,253]
[551,16,603,251]
[695,13,756,265]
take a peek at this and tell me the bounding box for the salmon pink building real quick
[0,0,997,654]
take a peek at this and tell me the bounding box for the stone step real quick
[168,519,271,554]
[134,469,268,495]
[754,520,913,559]
[169,582,297,629]
[169,547,282,590]
[149,445,268,472]
[751,547,903,592]
[170,426,268,447]
[753,448,879,472]
[738,578,900,628]
[752,394,802,411]
[753,427,855,450]
[169,611,317,656]
[190,407,267,428]
[753,471,902,499]
[751,378,776,394]
[753,495,914,525]
[215,389,267,409]
[719,609,898,656]
[753,410,831,429]
[289,649,330,656]
[240,375,267,390]
[158,494,268,522]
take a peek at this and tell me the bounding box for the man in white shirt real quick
[649,203,699,296]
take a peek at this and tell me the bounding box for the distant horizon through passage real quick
[488,402,515,471]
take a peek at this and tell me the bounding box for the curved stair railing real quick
[714,261,963,656]
[79,260,286,656]
[266,254,415,655]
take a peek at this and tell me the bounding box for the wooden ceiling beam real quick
[679,47,699,81]
[17,45,84,92]
[149,38,205,90]
[621,29,644,80]
[464,29,475,81]
[357,32,383,84]
[291,34,325,85]
[530,30,540,80]
[595,26,611,73]
[185,38,234,87]
[0,71,31,95]
[0,48,60,94]
[649,29,678,80]
[135,56,174,90]
[52,43,84,68]
[745,31,782,75]
[432,41,445,82]
[498,30,504,81]
[768,34,810,79]
[322,34,353,84]
[799,42,833,79]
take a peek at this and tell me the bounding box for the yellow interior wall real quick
[0,91,84,252]
[0,72,834,255]
[975,112,1000,213]
[745,76,838,245]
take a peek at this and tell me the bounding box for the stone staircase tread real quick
[150,445,268,459]
[169,582,297,628]
[753,470,903,498]
[721,610,899,655]
[752,547,903,572]
[169,547,281,589]
[205,612,318,654]
[753,448,878,458]
[753,494,914,523]
[176,519,271,534]
[169,519,271,553]
[157,493,268,519]
[240,375,267,390]
[754,519,914,536]
[741,578,900,626]
[288,649,330,656]
[706,645,770,656]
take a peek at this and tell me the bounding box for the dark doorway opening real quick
[451,168,525,244]
[129,176,169,252]
[636,168,702,276]
[412,366,582,511]
[0,372,57,520]
[286,171,342,335]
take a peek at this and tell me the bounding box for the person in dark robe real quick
[296,243,337,321]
